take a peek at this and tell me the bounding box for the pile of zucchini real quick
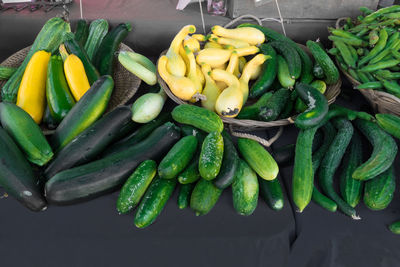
[329,5,400,97]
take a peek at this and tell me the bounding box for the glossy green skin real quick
[382,80,400,98]
[117,160,157,214]
[270,40,301,79]
[199,131,224,180]
[374,70,400,80]
[190,178,222,216]
[64,32,100,85]
[362,5,400,23]
[181,125,207,143]
[237,92,273,119]
[0,102,53,166]
[46,55,75,123]
[249,44,278,98]
[359,59,400,72]
[232,159,259,216]
[94,23,132,76]
[328,36,367,47]
[259,176,284,211]
[340,132,363,208]
[294,82,329,130]
[389,221,400,234]
[376,113,400,139]
[306,40,339,84]
[178,183,194,209]
[177,152,201,184]
[364,166,395,210]
[333,40,356,68]
[84,19,109,61]
[172,104,223,133]
[50,75,114,151]
[74,19,89,47]
[277,55,295,89]
[43,105,58,130]
[0,66,16,80]
[238,138,278,181]
[158,135,198,179]
[278,90,297,119]
[0,128,46,211]
[356,81,382,90]
[134,176,176,228]
[312,188,337,212]
[353,119,397,181]
[319,118,358,219]
[2,17,70,102]
[258,88,290,122]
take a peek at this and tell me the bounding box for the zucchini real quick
[50,75,114,151]
[364,166,395,211]
[352,119,397,181]
[84,19,109,61]
[158,135,198,179]
[0,102,53,166]
[178,183,195,209]
[199,131,224,180]
[232,159,259,216]
[44,106,133,179]
[376,113,400,139]
[117,160,157,214]
[45,122,181,204]
[190,178,223,216]
[270,41,301,79]
[0,66,17,80]
[258,88,290,121]
[43,105,58,130]
[237,92,273,120]
[134,176,176,228]
[237,138,278,180]
[277,55,295,89]
[213,131,239,189]
[259,175,284,211]
[172,104,223,133]
[0,128,46,211]
[74,19,89,47]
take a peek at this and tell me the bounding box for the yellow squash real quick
[158,55,196,101]
[211,69,243,117]
[192,34,207,42]
[211,25,265,45]
[226,51,240,77]
[238,57,247,73]
[200,64,221,111]
[184,46,203,97]
[166,25,196,77]
[209,34,250,48]
[197,64,205,86]
[196,48,232,68]
[16,50,51,124]
[64,54,91,101]
[179,44,204,85]
[234,46,260,57]
[183,36,200,53]
[204,41,223,49]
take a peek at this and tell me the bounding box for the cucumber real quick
[237,138,278,181]
[84,19,109,61]
[199,131,224,180]
[339,132,363,208]
[158,135,198,179]
[352,119,397,181]
[237,92,273,120]
[259,175,284,211]
[172,104,224,133]
[181,125,207,143]
[389,221,400,234]
[74,19,89,47]
[312,188,337,212]
[190,178,223,216]
[45,122,181,204]
[232,159,259,216]
[270,41,302,79]
[363,166,395,211]
[0,128,46,211]
[376,113,400,139]
[249,44,277,98]
[313,63,325,79]
[277,55,295,89]
[213,131,239,189]
[0,102,53,166]
[177,153,201,184]
[117,160,157,214]
[44,106,133,179]
[178,183,195,209]
[306,40,339,85]
[134,176,176,228]
[278,89,297,119]
[50,75,114,151]
[258,88,290,121]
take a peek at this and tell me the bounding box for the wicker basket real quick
[335,17,400,116]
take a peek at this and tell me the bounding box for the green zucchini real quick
[270,41,301,79]
[232,159,259,216]
[74,19,89,47]
[258,88,290,121]
[0,66,17,80]
[363,166,395,211]
[158,135,198,179]
[172,104,223,133]
[178,183,195,209]
[117,160,157,214]
[190,178,223,216]
[50,75,114,151]
[43,105,58,130]
[0,102,53,166]
[84,19,109,61]
[237,138,278,181]
[277,55,295,89]
[376,113,400,139]
[199,131,224,180]
[352,119,397,181]
[0,128,46,211]
[45,122,180,204]
[259,175,284,211]
[44,106,133,179]
[134,176,176,228]
[237,92,273,120]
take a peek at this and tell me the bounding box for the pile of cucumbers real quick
[329,5,400,97]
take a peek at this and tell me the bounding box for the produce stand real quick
[2,1,400,267]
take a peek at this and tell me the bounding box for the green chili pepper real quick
[355,81,382,89]
[382,79,400,97]
[358,28,388,66]
[328,35,368,47]
[362,5,400,23]
[334,40,356,68]
[360,59,400,72]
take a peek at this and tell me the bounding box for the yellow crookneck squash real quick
[200,63,221,111]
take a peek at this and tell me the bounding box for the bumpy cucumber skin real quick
[190,178,223,216]
[117,160,157,214]
[158,135,198,179]
[232,159,259,216]
[199,131,224,180]
[353,119,397,181]
[134,176,176,228]
[270,41,302,79]
[259,175,284,211]
[376,113,400,139]
[258,88,290,122]
[178,183,195,209]
[363,166,395,211]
